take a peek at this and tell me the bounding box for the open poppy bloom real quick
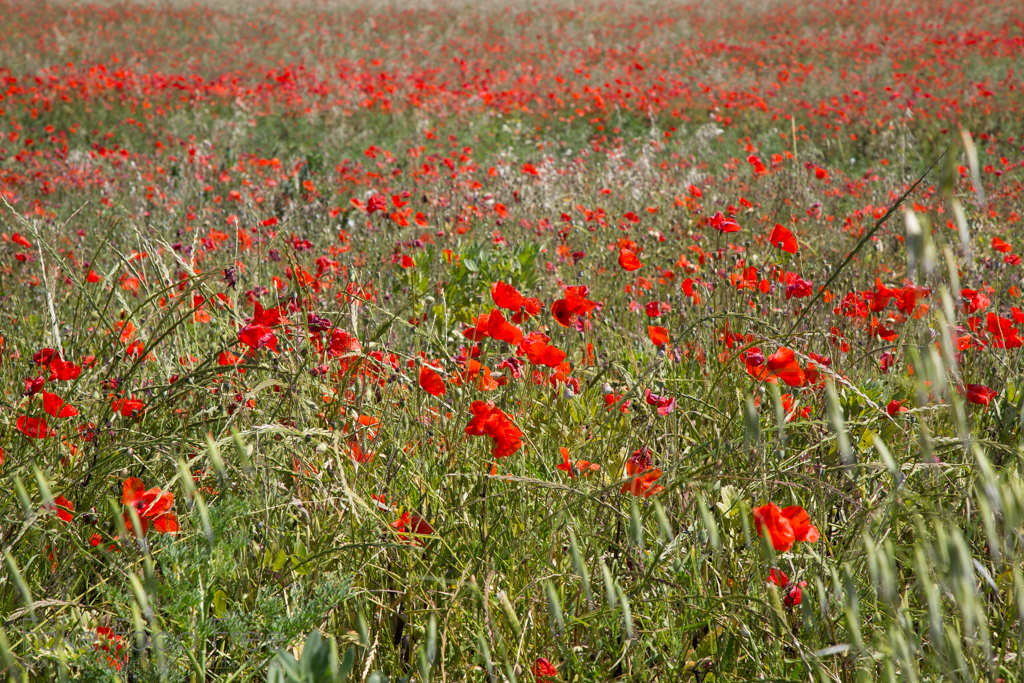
[964,384,997,407]
[648,325,669,347]
[886,399,909,416]
[645,301,667,317]
[621,468,664,497]
[49,356,82,381]
[24,376,45,395]
[122,477,179,536]
[16,415,53,439]
[766,348,805,387]
[327,328,361,357]
[464,401,522,458]
[487,309,524,345]
[111,396,146,417]
[753,503,819,552]
[390,511,434,546]
[238,301,286,351]
[644,388,676,415]
[710,211,741,233]
[519,332,567,367]
[769,223,798,253]
[43,391,78,418]
[44,495,74,523]
[556,447,599,478]
[551,285,597,327]
[532,658,558,682]
[618,247,644,271]
[785,276,813,299]
[490,283,542,322]
[767,568,807,607]
[237,323,276,350]
[491,281,526,310]
[463,312,493,341]
[743,347,765,368]
[418,364,446,396]
[620,447,663,496]
[986,313,1023,348]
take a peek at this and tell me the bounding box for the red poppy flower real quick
[327,328,361,357]
[753,503,819,552]
[708,211,739,233]
[644,301,664,317]
[365,194,387,214]
[648,325,669,347]
[621,468,664,497]
[391,511,434,546]
[960,288,990,314]
[644,389,676,416]
[487,309,524,345]
[49,356,82,381]
[122,477,179,536]
[785,277,813,299]
[464,401,522,458]
[111,396,146,417]
[33,348,57,365]
[491,281,526,310]
[532,657,558,682]
[237,323,276,350]
[993,237,1012,253]
[618,247,645,272]
[511,297,542,323]
[418,365,446,397]
[463,312,492,341]
[768,569,806,607]
[23,376,44,395]
[743,347,765,368]
[965,384,997,407]
[43,391,78,418]
[886,399,908,416]
[519,332,567,367]
[556,447,599,479]
[767,568,788,588]
[769,223,798,253]
[766,348,805,387]
[16,415,52,439]
[552,286,597,327]
[218,350,241,367]
[986,313,1023,348]
[784,581,807,607]
[44,495,74,524]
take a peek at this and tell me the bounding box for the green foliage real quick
[267,631,355,683]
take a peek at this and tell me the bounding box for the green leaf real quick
[213,589,228,618]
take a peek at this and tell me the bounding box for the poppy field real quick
[2,0,1024,680]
